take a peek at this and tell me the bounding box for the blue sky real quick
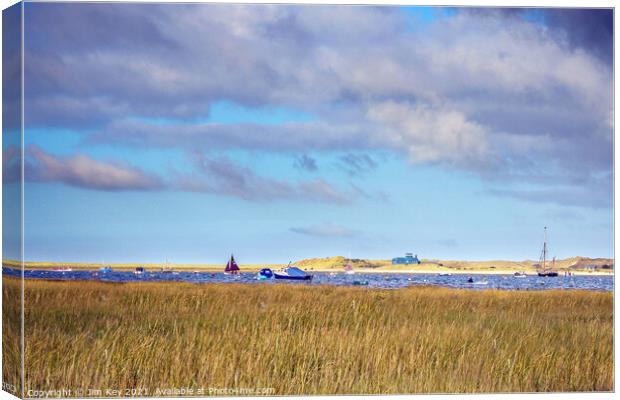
[3,4,613,263]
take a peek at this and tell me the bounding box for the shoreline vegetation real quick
[3,255,614,275]
[3,277,612,394]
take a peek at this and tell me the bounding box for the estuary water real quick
[3,267,613,291]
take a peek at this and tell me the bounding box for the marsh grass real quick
[6,278,613,395]
[2,277,22,396]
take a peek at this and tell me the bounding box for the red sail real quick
[225,255,240,273]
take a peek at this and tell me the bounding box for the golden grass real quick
[2,277,21,397]
[2,277,613,395]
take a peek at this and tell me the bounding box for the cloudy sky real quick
[3,4,613,263]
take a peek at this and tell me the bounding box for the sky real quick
[2,4,614,264]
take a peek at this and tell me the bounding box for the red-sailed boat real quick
[225,254,240,275]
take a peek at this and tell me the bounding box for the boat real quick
[537,227,558,277]
[99,266,112,273]
[274,263,312,280]
[161,259,173,273]
[438,272,452,276]
[257,268,273,280]
[344,262,355,275]
[466,277,488,285]
[224,254,240,275]
[513,271,527,278]
[52,267,72,272]
[134,266,145,275]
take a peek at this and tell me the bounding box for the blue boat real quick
[257,268,274,280]
[99,266,113,273]
[274,266,312,281]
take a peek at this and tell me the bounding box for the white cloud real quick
[23,4,612,207]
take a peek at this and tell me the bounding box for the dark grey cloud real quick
[294,154,318,172]
[175,151,352,204]
[3,3,22,131]
[24,145,163,191]
[21,4,613,208]
[290,222,357,238]
[466,7,613,65]
[338,153,377,177]
[543,8,613,65]
[15,146,360,204]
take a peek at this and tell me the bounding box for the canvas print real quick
[2,2,614,397]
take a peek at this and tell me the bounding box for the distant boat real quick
[274,263,312,280]
[224,254,240,275]
[134,266,145,275]
[257,268,274,280]
[514,271,527,278]
[52,267,72,272]
[99,266,112,273]
[537,227,558,277]
[438,272,452,276]
[344,262,355,275]
[161,258,173,273]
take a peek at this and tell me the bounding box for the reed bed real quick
[2,278,21,396]
[3,277,613,395]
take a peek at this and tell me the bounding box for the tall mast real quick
[543,227,547,270]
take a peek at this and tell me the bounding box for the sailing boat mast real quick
[542,226,547,270]
[538,227,558,277]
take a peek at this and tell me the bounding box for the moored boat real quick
[134,266,145,275]
[52,267,72,272]
[161,258,173,273]
[224,254,240,275]
[537,227,558,277]
[257,268,273,280]
[344,262,355,275]
[99,266,112,273]
[274,264,312,280]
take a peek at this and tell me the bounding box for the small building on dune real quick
[392,253,421,265]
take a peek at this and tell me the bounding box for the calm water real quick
[3,267,613,291]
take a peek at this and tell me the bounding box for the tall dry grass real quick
[7,277,613,395]
[3,277,22,396]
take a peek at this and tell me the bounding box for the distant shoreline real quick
[3,255,613,276]
[3,264,613,276]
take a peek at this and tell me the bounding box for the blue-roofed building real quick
[392,253,421,265]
